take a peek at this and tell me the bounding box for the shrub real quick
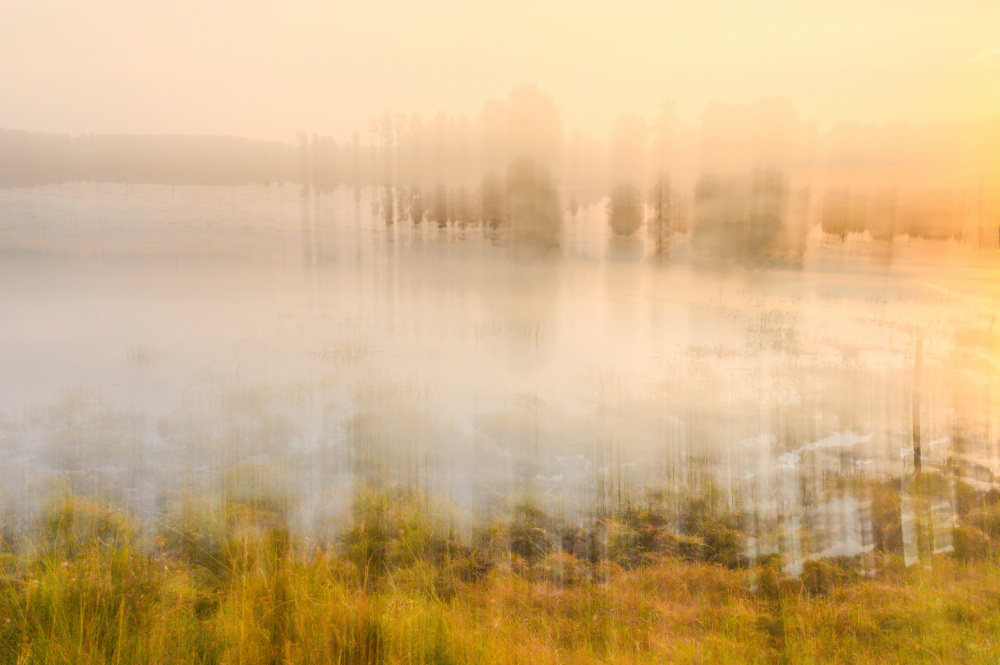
[871,481,903,553]
[40,493,136,559]
[801,557,861,596]
[952,524,991,562]
[964,503,1000,552]
[341,485,470,585]
[508,501,554,563]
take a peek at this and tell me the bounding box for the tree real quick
[649,177,672,254]
[608,112,648,238]
[608,184,642,237]
[506,157,561,250]
[409,186,425,225]
[479,172,507,229]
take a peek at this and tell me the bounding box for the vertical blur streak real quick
[0,88,998,583]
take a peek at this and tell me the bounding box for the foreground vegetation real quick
[1,480,999,664]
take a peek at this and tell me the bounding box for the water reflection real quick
[0,182,997,577]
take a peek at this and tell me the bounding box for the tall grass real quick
[0,479,999,663]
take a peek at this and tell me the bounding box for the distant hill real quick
[0,129,300,186]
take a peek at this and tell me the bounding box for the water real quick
[1,182,998,565]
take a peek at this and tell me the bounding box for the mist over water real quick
[3,5,1000,657]
[1,178,998,572]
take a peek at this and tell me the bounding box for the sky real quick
[1,0,999,143]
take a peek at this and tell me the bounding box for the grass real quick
[0,484,999,664]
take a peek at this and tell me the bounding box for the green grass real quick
[0,487,999,664]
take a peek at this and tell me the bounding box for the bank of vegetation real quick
[1,474,999,664]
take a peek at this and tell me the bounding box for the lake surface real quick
[1,183,998,563]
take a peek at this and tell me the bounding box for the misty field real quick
[1,182,999,662]
[3,0,1000,658]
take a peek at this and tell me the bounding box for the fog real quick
[2,156,999,571]
[2,0,1000,574]
[2,1,998,142]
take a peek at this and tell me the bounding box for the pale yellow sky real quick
[1,0,998,142]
